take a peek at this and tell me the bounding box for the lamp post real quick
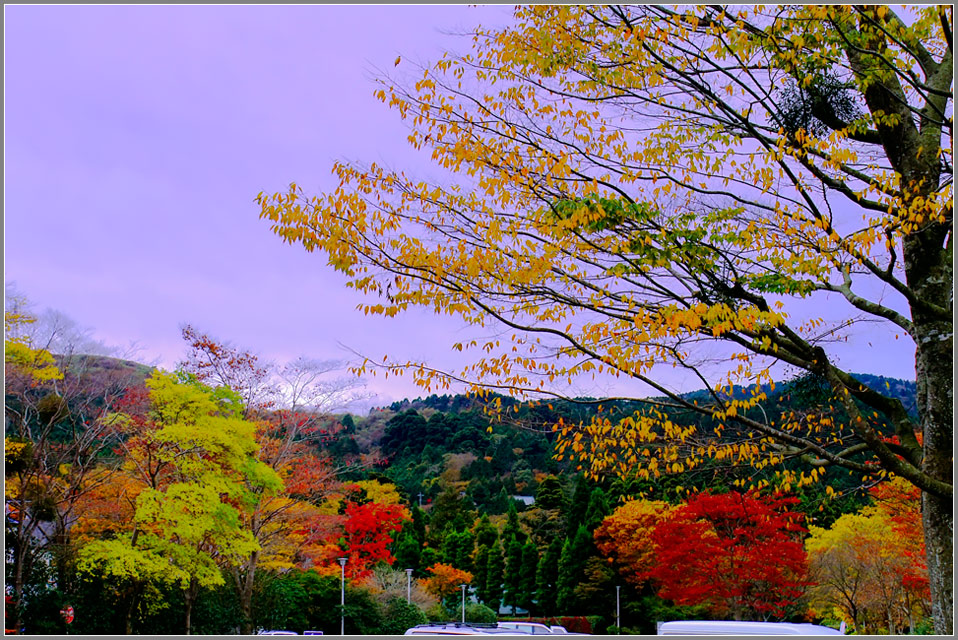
[460,584,467,624]
[615,585,622,634]
[406,568,413,603]
[338,557,348,635]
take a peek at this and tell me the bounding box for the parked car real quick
[496,622,585,635]
[657,621,845,635]
[404,622,523,635]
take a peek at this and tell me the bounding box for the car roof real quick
[658,621,843,635]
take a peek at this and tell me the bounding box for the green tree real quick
[484,543,505,613]
[472,544,491,606]
[557,526,594,613]
[75,371,281,634]
[584,488,611,531]
[566,476,592,538]
[261,6,953,630]
[536,536,563,615]
[392,526,422,575]
[503,536,525,614]
[502,502,527,544]
[473,513,499,548]
[534,475,566,511]
[519,540,539,613]
[381,598,428,635]
[442,528,475,572]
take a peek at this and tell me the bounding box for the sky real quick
[4,5,918,411]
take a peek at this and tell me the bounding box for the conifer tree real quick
[535,475,565,511]
[584,487,610,532]
[473,544,491,605]
[503,536,524,614]
[536,537,563,615]
[474,513,498,548]
[566,475,591,537]
[393,526,422,575]
[485,542,505,613]
[503,501,527,544]
[557,526,592,612]
[519,540,539,613]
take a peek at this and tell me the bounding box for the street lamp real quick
[338,557,348,635]
[460,584,467,624]
[406,568,414,604]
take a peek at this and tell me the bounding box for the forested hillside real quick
[6,317,929,635]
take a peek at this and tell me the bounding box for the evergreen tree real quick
[518,540,539,613]
[484,542,505,613]
[534,475,565,511]
[535,536,562,615]
[503,536,524,614]
[410,505,427,545]
[392,527,422,574]
[584,487,610,531]
[441,529,475,572]
[473,544,491,605]
[339,413,356,433]
[502,502,527,544]
[420,546,441,572]
[473,513,498,548]
[556,526,592,613]
[489,487,511,515]
[428,487,474,543]
[566,475,591,537]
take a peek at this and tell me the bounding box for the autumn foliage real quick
[421,563,473,602]
[806,477,929,633]
[594,499,670,586]
[341,501,409,579]
[644,491,809,620]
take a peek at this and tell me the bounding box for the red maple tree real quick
[340,501,409,579]
[646,490,809,620]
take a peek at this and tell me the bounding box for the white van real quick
[657,621,844,635]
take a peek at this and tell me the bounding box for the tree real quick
[484,543,505,613]
[502,501,527,544]
[556,526,593,613]
[473,513,499,549]
[594,499,671,586]
[76,371,281,634]
[178,327,353,633]
[260,6,952,631]
[441,528,475,572]
[806,477,930,634]
[4,298,136,634]
[647,491,808,621]
[421,563,473,610]
[502,536,524,614]
[472,544,491,606]
[534,475,565,511]
[566,476,592,538]
[535,536,563,615]
[518,540,539,613]
[583,487,610,532]
[341,501,409,579]
[392,526,423,575]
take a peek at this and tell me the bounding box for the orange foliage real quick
[594,499,671,585]
[421,563,473,601]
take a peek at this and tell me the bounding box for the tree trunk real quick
[184,577,199,635]
[909,241,953,635]
[124,583,142,635]
[233,547,260,635]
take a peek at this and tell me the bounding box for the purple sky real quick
[4,5,917,408]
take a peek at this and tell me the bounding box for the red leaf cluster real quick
[645,491,809,620]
